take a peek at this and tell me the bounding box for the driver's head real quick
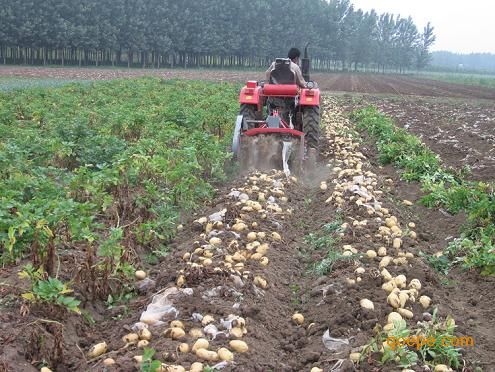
[288,48,301,64]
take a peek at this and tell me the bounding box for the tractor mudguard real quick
[299,88,320,106]
[239,81,262,105]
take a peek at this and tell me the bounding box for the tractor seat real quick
[270,58,295,85]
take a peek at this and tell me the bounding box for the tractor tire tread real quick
[303,105,320,149]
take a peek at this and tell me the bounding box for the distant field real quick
[0,76,90,91]
[416,72,495,89]
[1,66,495,99]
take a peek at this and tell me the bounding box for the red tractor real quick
[232,45,320,176]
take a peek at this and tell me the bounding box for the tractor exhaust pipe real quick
[301,42,311,82]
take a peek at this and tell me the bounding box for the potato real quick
[178,343,189,353]
[355,267,365,274]
[379,256,392,269]
[403,200,413,206]
[232,223,247,232]
[176,275,186,287]
[271,232,282,241]
[366,250,377,258]
[246,232,257,241]
[196,348,219,361]
[394,275,407,288]
[87,342,107,358]
[394,257,408,266]
[137,328,151,341]
[122,333,139,344]
[387,293,400,308]
[205,222,214,234]
[165,366,185,372]
[397,308,414,319]
[190,362,204,372]
[377,247,387,256]
[382,281,396,293]
[399,292,409,308]
[137,340,149,348]
[349,352,361,362]
[408,222,416,228]
[218,347,234,361]
[260,256,269,266]
[256,243,269,255]
[135,270,147,280]
[192,338,210,352]
[434,364,451,372]
[409,231,417,239]
[170,320,184,329]
[253,276,268,289]
[229,340,249,353]
[201,315,215,326]
[390,226,402,235]
[346,278,356,285]
[209,237,222,246]
[409,279,422,290]
[392,238,402,249]
[385,218,396,228]
[230,327,244,338]
[360,299,374,310]
[40,368,53,372]
[250,252,263,260]
[182,252,191,261]
[383,323,395,332]
[292,313,304,325]
[419,295,431,309]
[164,327,185,340]
[103,358,115,366]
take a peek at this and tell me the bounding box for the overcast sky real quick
[351,0,495,54]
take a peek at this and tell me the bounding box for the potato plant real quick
[0,78,239,301]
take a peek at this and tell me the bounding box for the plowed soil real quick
[2,97,494,372]
[1,66,495,100]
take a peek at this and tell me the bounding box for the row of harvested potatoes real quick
[319,97,454,372]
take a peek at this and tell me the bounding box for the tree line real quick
[0,0,435,72]
[430,52,495,73]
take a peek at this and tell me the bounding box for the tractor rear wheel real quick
[239,104,257,128]
[302,105,320,149]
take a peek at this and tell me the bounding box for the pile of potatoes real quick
[319,97,452,370]
[176,171,292,293]
[84,171,295,371]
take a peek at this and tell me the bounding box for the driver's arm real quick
[292,63,307,88]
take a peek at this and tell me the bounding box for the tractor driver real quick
[265,47,307,88]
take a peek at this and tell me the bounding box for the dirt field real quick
[1,66,495,100]
[365,96,495,181]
